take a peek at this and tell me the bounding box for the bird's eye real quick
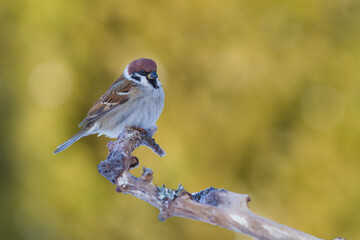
[138,71,147,76]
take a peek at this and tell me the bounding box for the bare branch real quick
[97,128,345,240]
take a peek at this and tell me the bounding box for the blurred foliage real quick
[1,0,360,239]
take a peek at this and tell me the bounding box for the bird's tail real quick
[54,128,90,154]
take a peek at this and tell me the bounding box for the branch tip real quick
[129,156,139,169]
[158,211,169,222]
[140,167,153,182]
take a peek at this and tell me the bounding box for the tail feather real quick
[54,128,90,154]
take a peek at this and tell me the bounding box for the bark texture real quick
[97,127,344,240]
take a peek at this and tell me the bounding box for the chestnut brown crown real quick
[127,58,157,75]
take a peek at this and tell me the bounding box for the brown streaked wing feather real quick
[78,76,134,127]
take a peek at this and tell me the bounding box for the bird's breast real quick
[95,88,164,138]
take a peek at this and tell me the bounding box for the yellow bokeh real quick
[1,0,360,239]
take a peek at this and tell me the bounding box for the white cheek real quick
[139,76,150,86]
[123,65,131,80]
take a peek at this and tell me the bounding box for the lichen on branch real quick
[97,127,344,240]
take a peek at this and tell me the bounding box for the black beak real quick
[147,71,158,80]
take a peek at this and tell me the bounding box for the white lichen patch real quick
[229,214,249,228]
[263,224,292,238]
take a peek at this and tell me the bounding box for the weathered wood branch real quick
[97,127,344,240]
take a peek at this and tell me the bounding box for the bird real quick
[54,58,165,154]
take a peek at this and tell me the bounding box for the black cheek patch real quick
[131,74,141,82]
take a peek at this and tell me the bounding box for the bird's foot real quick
[147,126,158,136]
[126,126,157,137]
[133,127,147,133]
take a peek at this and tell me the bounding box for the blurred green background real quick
[1,0,360,239]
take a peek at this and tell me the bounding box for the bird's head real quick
[124,58,159,89]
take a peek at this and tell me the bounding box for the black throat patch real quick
[148,79,159,89]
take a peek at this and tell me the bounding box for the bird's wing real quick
[78,75,135,127]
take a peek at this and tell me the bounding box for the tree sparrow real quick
[54,58,165,154]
